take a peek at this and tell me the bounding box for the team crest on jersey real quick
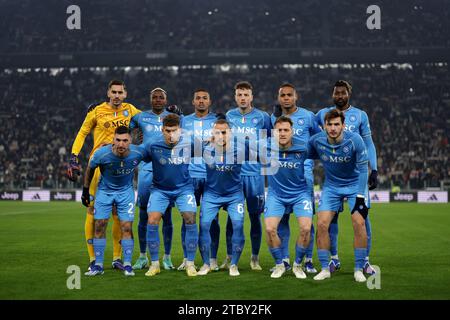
[252,118,259,125]
[343,146,350,154]
[104,122,110,128]
[146,124,153,131]
[133,160,139,166]
[298,119,305,126]
[321,154,329,161]
[349,115,357,122]
[123,110,129,117]
[159,158,167,165]
[295,153,301,158]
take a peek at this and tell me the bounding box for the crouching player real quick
[197,119,246,277]
[82,126,150,277]
[144,114,199,277]
[308,110,369,282]
[264,116,313,279]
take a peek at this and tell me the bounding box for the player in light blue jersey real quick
[197,119,247,277]
[316,80,378,275]
[264,116,314,279]
[178,89,224,271]
[82,126,150,277]
[308,110,369,282]
[225,81,272,270]
[143,114,199,277]
[130,88,176,271]
[270,83,320,274]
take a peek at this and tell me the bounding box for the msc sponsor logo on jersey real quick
[214,164,235,172]
[321,154,351,163]
[292,128,304,135]
[168,156,189,165]
[277,161,302,169]
[145,124,162,132]
[104,119,130,128]
[114,168,134,175]
[344,124,357,132]
[233,127,257,135]
[191,129,212,138]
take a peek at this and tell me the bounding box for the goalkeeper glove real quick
[66,153,81,182]
[351,196,368,219]
[81,187,91,207]
[272,104,282,117]
[368,170,378,190]
[166,104,183,115]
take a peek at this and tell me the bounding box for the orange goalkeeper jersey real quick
[71,102,141,158]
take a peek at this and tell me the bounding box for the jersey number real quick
[187,195,195,206]
[302,200,312,211]
[237,203,244,214]
[128,203,134,214]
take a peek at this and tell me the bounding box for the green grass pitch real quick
[0,201,449,300]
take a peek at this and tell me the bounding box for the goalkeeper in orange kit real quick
[67,79,141,271]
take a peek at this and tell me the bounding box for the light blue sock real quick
[278,214,290,259]
[121,238,134,266]
[185,223,199,262]
[295,244,307,265]
[181,221,187,258]
[146,224,160,262]
[329,219,339,257]
[354,248,367,271]
[93,238,106,267]
[306,223,315,259]
[365,216,372,260]
[269,247,283,265]
[199,221,212,265]
[231,220,245,266]
[317,249,330,270]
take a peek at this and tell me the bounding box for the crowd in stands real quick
[0,0,449,53]
[0,63,448,190]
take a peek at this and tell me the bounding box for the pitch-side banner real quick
[74,190,138,202]
[369,191,390,203]
[0,191,22,201]
[51,191,75,201]
[418,191,448,203]
[23,190,50,202]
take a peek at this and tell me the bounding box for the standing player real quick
[271,83,320,273]
[82,126,149,277]
[308,110,369,282]
[197,119,246,276]
[178,88,223,271]
[130,88,175,271]
[316,80,378,275]
[67,80,141,271]
[225,81,271,270]
[144,114,199,277]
